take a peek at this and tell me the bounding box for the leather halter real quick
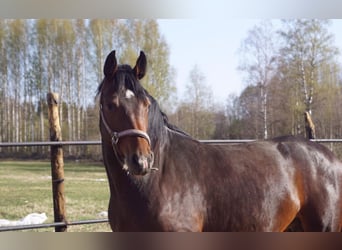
[100,106,151,148]
[100,106,158,173]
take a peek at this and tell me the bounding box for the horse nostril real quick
[133,154,148,170]
[132,154,140,165]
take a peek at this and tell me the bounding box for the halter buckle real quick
[111,132,119,145]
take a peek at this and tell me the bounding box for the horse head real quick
[99,50,155,176]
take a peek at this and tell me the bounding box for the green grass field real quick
[0,160,111,232]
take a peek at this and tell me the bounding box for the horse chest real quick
[157,185,206,231]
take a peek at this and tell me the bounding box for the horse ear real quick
[133,51,147,80]
[104,50,117,78]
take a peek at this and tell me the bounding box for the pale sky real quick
[2,1,342,103]
[158,19,342,104]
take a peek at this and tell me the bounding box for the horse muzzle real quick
[125,152,156,176]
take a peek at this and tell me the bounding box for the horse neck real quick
[151,126,195,169]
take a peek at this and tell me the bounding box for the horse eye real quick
[107,103,114,110]
[106,100,119,110]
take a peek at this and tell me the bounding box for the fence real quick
[2,138,342,232]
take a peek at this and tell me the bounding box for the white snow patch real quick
[0,213,47,227]
[97,211,108,218]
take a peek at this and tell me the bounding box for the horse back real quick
[194,135,342,231]
[274,136,342,231]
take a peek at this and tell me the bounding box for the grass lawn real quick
[0,160,111,232]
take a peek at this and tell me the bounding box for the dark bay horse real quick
[97,50,342,231]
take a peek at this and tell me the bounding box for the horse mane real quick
[146,92,192,148]
[96,65,146,99]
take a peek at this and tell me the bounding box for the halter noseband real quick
[100,106,151,149]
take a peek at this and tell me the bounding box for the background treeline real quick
[1,19,342,159]
[171,20,342,157]
[0,19,173,159]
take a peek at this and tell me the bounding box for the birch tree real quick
[238,20,278,139]
[0,20,7,145]
[7,20,27,145]
[118,20,175,105]
[278,19,339,134]
[173,65,214,139]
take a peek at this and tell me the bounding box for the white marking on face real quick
[125,89,135,99]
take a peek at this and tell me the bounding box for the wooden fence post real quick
[304,111,316,140]
[47,93,67,232]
